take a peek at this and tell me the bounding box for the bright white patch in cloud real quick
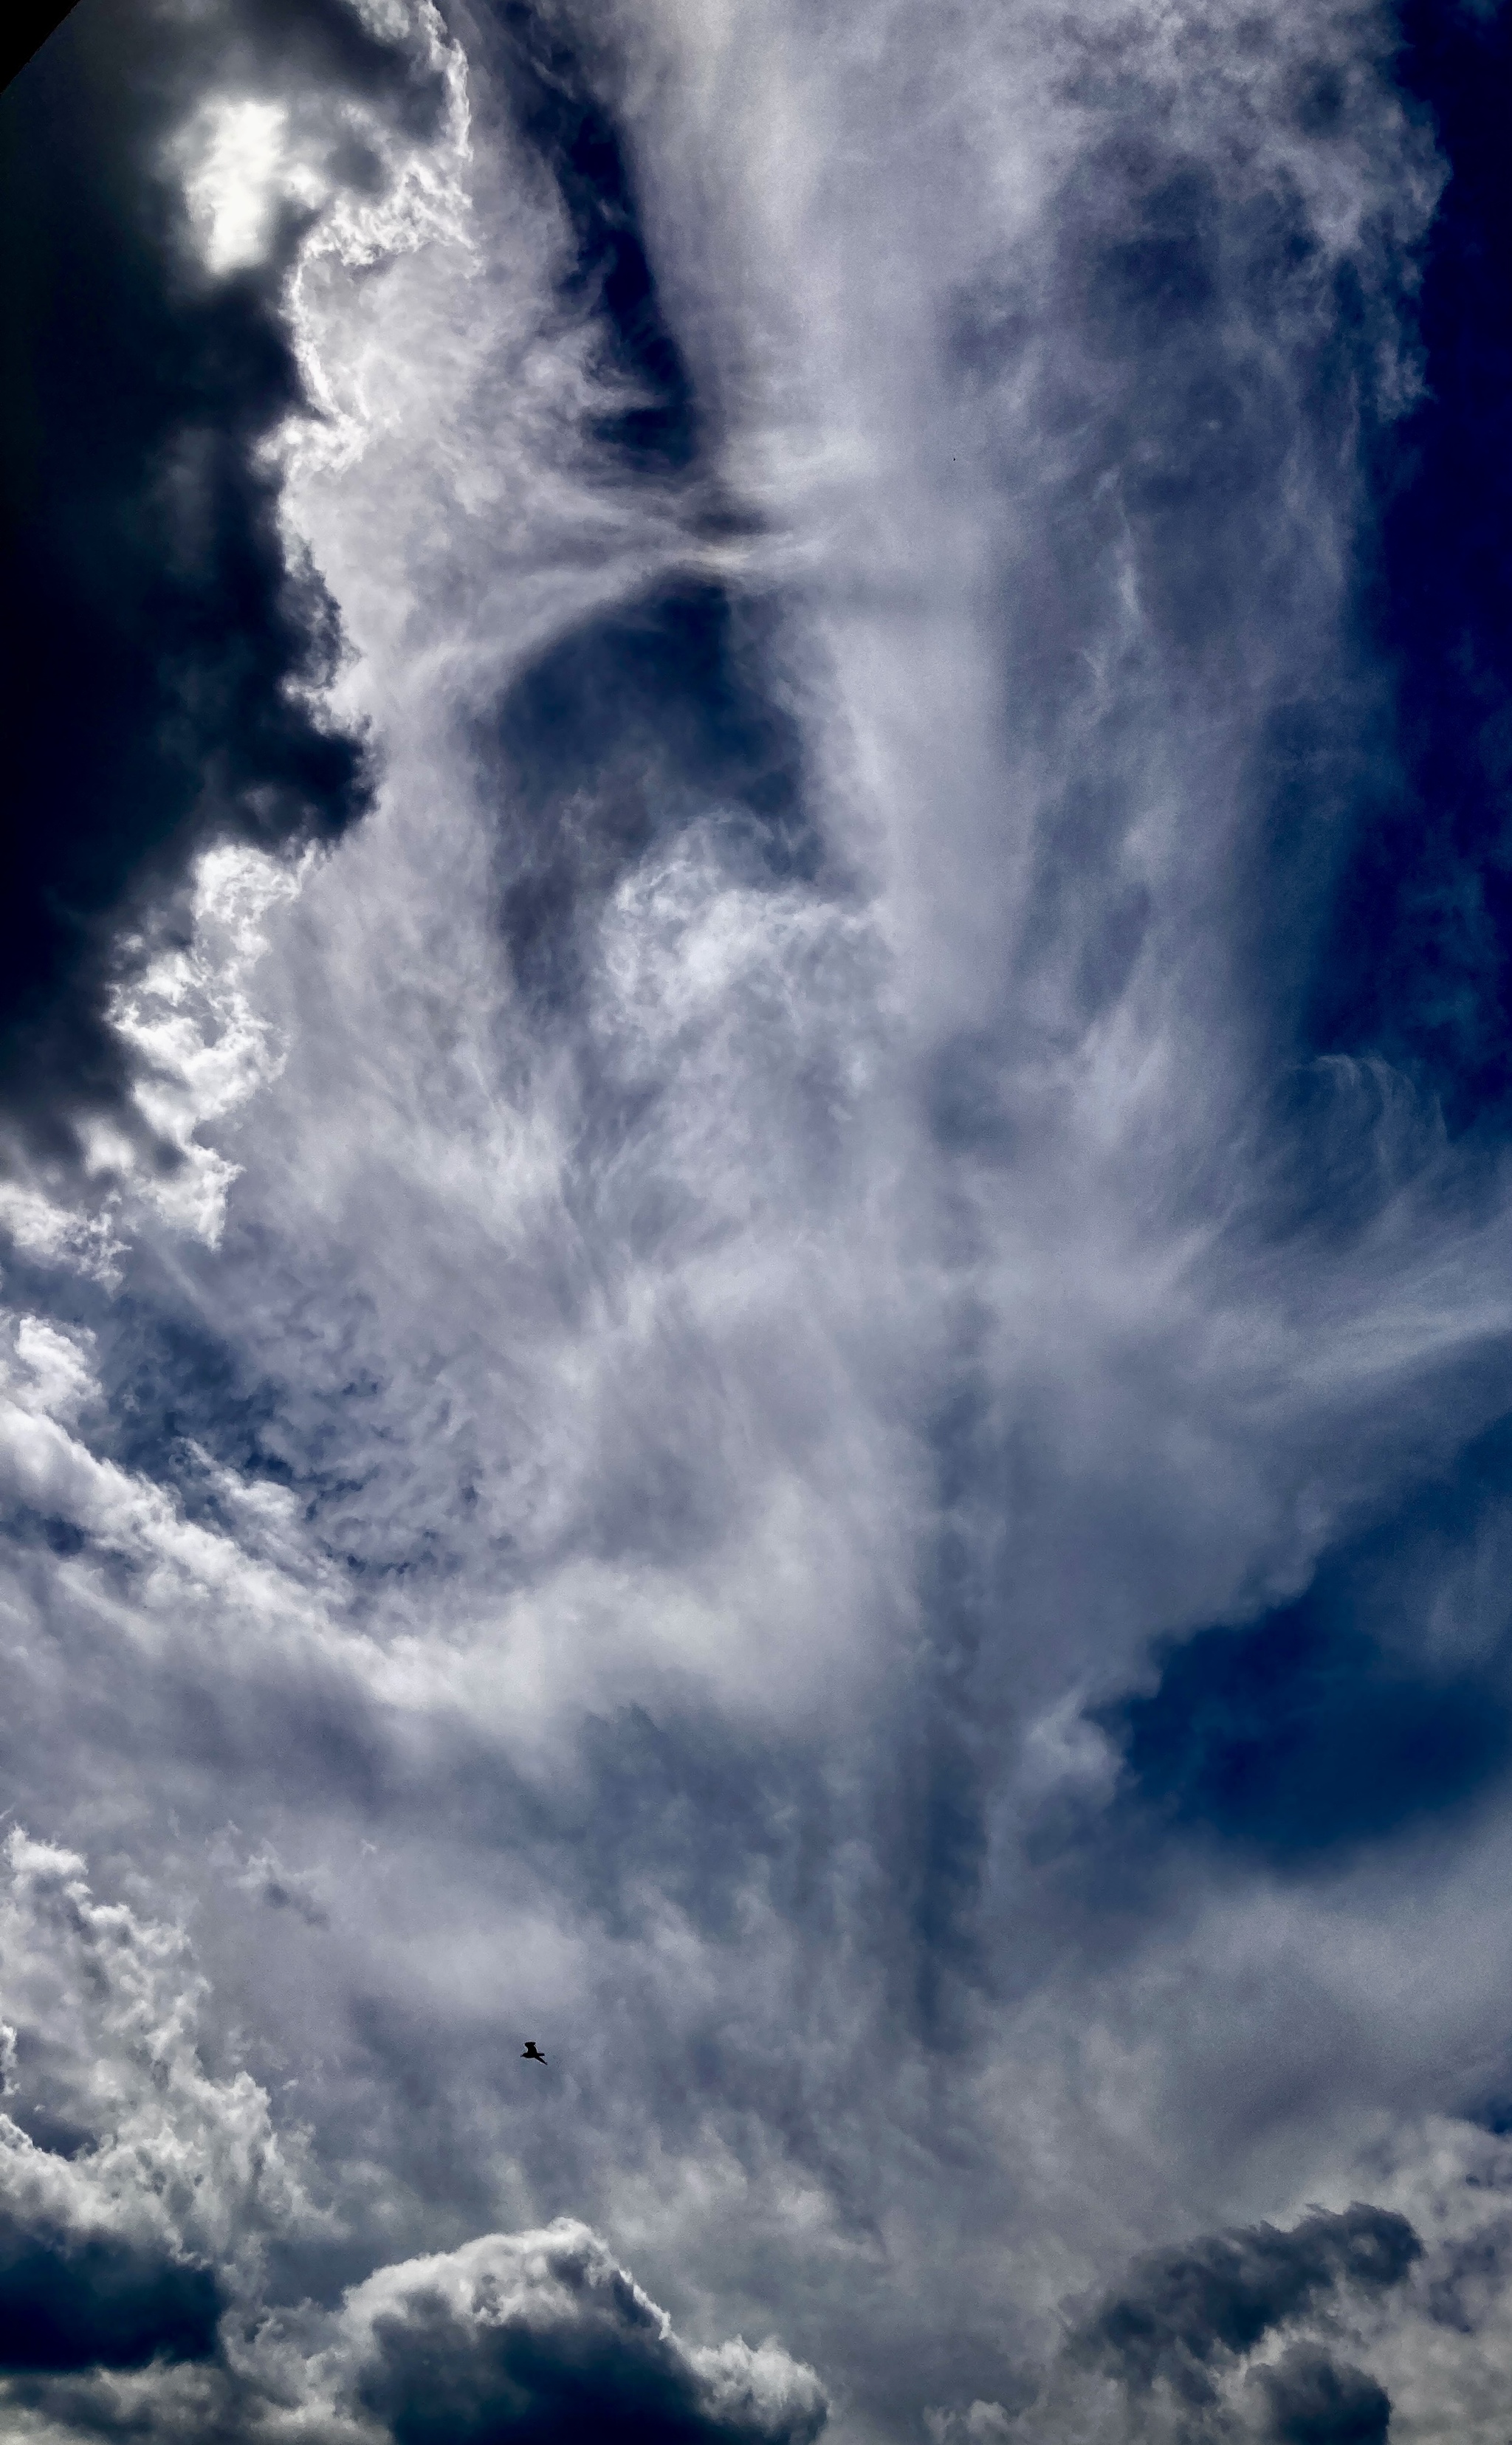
[0,848,312,1279]
[179,97,309,274]
[110,845,311,1246]
[0,1826,323,2277]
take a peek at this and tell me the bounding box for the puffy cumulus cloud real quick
[0,1829,323,2286]
[330,2221,827,2445]
[0,1827,303,2431]
[1062,2204,1418,2420]
[930,2156,1512,2442]
[0,845,317,1273]
[4,2224,828,2445]
[0,1833,823,2445]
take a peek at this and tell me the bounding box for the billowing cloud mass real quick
[1057,2204,1418,2438]
[9,0,1512,2436]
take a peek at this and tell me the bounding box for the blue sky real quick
[4,3,1512,2440]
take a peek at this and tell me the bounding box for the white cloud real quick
[180,97,306,274]
[0,1829,323,2285]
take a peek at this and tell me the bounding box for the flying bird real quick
[520,2040,546,2063]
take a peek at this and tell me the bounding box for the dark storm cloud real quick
[0,2210,221,2375]
[0,0,443,1157]
[0,2215,829,2445]
[1251,2345,1390,2445]
[1067,2203,1418,2410]
[352,2224,827,2445]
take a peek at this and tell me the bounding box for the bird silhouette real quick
[521,2041,546,2064]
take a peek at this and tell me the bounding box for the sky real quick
[7,0,1512,2438]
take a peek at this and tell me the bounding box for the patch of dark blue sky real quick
[491,0,697,473]
[1096,1406,1512,1866]
[491,579,813,1011]
[972,10,1512,1152]
[1311,0,1512,1136]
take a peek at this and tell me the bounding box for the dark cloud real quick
[0,2210,221,2375]
[0,2213,828,2445]
[1251,2344,1391,2445]
[1068,2204,1419,2408]
[350,2225,827,2445]
[0,0,443,1157]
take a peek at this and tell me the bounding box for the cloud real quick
[1250,2345,1390,2445]
[0,0,447,1159]
[0,1832,323,2278]
[488,0,701,476]
[1065,2205,1420,2410]
[339,2221,827,2445]
[0,2212,221,2378]
[0,1829,824,2443]
[2,2221,829,2445]
[227,1843,332,1930]
[15,1,1512,2441]
[0,1829,294,2424]
[987,2207,1421,2442]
